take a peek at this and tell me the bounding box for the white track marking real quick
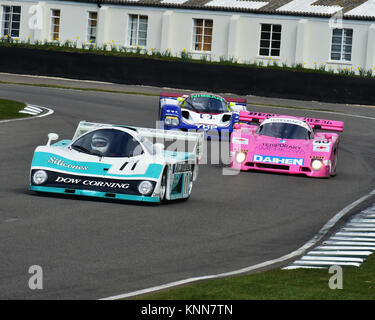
[307,250,373,256]
[315,245,375,250]
[100,188,375,300]
[0,106,54,124]
[331,236,375,242]
[324,240,375,246]
[19,110,39,115]
[25,105,43,112]
[347,223,375,227]
[335,232,375,237]
[289,261,361,267]
[301,256,364,262]
[343,227,375,232]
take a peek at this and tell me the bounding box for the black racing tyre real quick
[159,168,168,203]
[183,168,194,201]
[330,153,338,177]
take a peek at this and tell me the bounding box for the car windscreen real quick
[71,129,144,157]
[183,95,227,113]
[257,123,311,140]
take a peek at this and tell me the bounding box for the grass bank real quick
[135,254,375,300]
[0,97,27,120]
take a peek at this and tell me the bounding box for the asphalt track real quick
[0,74,375,299]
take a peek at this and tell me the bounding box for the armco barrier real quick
[1,46,375,105]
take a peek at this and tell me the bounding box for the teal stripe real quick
[30,185,160,203]
[31,152,163,179]
[51,140,71,147]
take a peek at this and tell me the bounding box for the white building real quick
[1,0,375,73]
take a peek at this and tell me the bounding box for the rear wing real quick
[160,92,247,106]
[238,111,344,132]
[72,121,204,160]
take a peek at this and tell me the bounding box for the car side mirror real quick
[47,133,59,146]
[229,103,247,113]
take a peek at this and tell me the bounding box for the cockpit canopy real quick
[181,94,228,113]
[71,128,146,157]
[256,118,312,140]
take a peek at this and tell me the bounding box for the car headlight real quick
[32,170,48,185]
[164,116,179,127]
[235,151,247,164]
[311,159,323,171]
[171,117,179,126]
[138,181,153,195]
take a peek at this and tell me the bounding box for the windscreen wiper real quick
[71,144,91,154]
[72,145,104,160]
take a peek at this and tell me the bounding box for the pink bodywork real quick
[230,111,344,178]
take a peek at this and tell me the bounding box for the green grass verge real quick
[0,97,28,120]
[135,254,375,300]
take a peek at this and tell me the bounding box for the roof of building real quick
[61,0,375,20]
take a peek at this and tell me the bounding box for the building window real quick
[87,12,97,43]
[50,9,60,41]
[1,6,21,38]
[259,24,282,57]
[331,28,353,61]
[192,19,213,52]
[128,14,148,47]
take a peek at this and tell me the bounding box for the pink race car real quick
[230,111,344,178]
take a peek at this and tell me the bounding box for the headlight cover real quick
[138,181,153,195]
[311,159,323,171]
[235,151,247,164]
[32,170,48,185]
[164,116,179,127]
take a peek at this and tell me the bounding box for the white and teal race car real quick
[30,121,204,203]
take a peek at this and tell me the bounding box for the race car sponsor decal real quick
[200,114,213,120]
[256,143,305,154]
[232,137,249,145]
[48,156,88,170]
[190,94,225,101]
[173,162,192,173]
[55,176,130,189]
[197,124,218,130]
[261,117,311,131]
[313,141,331,152]
[31,170,155,195]
[253,154,304,165]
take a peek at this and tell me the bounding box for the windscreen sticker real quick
[256,143,305,154]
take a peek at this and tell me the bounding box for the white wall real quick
[1,0,374,73]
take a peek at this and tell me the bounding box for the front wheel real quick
[159,168,168,203]
[330,153,338,177]
[183,169,194,201]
